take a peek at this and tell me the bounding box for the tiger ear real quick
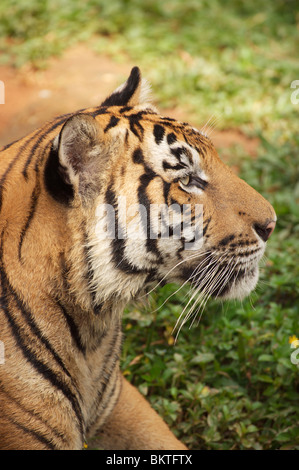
[101,66,151,107]
[45,114,105,205]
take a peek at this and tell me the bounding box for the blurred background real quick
[0,0,298,450]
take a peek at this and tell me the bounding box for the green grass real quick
[0,0,298,135]
[1,0,298,450]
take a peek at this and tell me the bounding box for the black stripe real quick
[197,145,208,159]
[82,226,96,291]
[3,414,58,450]
[137,172,155,245]
[86,328,122,433]
[98,357,120,403]
[0,130,42,212]
[145,269,158,284]
[219,234,235,246]
[132,148,144,164]
[0,155,21,212]
[162,160,186,171]
[163,180,171,205]
[119,106,132,113]
[104,115,120,133]
[91,107,108,117]
[160,116,176,123]
[137,169,163,260]
[105,184,132,273]
[0,136,22,152]
[167,132,177,145]
[10,290,74,381]
[170,147,185,161]
[94,374,119,427]
[203,217,211,236]
[183,133,191,146]
[153,124,165,145]
[18,179,41,262]
[128,114,144,140]
[105,185,149,275]
[124,129,129,146]
[0,382,68,446]
[138,167,157,188]
[56,300,86,354]
[82,225,105,314]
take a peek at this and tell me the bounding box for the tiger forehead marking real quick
[95,106,210,186]
[0,66,276,450]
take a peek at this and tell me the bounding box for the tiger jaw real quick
[177,241,265,302]
[205,260,261,301]
[220,265,260,300]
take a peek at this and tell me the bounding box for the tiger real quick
[0,66,276,450]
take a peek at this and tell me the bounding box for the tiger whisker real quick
[200,114,216,137]
[189,258,238,329]
[205,115,221,138]
[138,250,209,299]
[173,253,228,337]
[189,259,235,324]
[175,255,237,336]
[140,249,217,303]
[147,251,216,314]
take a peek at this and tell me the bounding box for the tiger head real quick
[45,67,276,320]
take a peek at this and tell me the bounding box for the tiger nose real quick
[254,220,276,242]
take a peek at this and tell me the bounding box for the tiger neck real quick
[53,237,128,338]
[62,207,148,324]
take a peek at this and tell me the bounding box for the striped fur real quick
[0,67,275,449]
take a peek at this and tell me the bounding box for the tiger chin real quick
[0,67,276,450]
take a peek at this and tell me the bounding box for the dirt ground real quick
[0,45,259,158]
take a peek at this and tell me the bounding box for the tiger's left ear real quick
[45,114,107,205]
[101,66,151,107]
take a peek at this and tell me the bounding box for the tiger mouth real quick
[182,251,261,300]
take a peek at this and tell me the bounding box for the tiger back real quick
[0,67,276,450]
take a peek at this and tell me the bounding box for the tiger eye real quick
[180,175,190,186]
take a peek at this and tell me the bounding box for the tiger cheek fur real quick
[0,67,275,450]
